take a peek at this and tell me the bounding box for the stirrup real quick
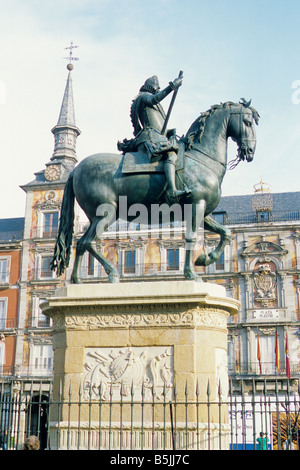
[169,189,189,198]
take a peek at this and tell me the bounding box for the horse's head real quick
[227,99,260,166]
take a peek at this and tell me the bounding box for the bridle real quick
[227,104,256,169]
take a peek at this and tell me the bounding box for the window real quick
[215,251,225,271]
[80,251,102,278]
[40,256,53,279]
[167,248,179,271]
[255,334,277,375]
[0,258,10,284]
[43,212,59,237]
[117,242,146,277]
[35,255,56,280]
[158,241,184,274]
[32,298,51,328]
[87,252,95,276]
[124,250,136,273]
[0,298,7,329]
[31,344,53,376]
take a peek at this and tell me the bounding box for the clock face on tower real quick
[44,164,61,182]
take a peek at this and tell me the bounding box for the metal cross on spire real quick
[64,41,79,70]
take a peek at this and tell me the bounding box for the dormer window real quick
[257,210,270,222]
[213,212,227,224]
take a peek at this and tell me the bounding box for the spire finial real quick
[64,41,79,71]
[51,44,81,163]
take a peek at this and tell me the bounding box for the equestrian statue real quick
[51,72,260,283]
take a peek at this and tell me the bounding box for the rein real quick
[185,144,226,169]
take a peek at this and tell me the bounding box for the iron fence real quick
[0,378,299,451]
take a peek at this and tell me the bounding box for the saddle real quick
[121,139,186,174]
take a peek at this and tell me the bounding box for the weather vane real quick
[64,41,79,70]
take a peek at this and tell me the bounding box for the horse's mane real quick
[184,99,260,147]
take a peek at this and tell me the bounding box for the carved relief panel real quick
[241,237,287,310]
[84,346,173,401]
[253,262,278,308]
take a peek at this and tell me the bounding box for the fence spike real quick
[151,382,155,400]
[287,377,290,396]
[58,378,62,399]
[218,378,222,398]
[252,377,256,395]
[174,381,178,398]
[141,381,146,399]
[120,381,125,399]
[130,380,134,400]
[163,381,166,400]
[99,381,103,401]
[207,379,210,398]
[196,379,199,397]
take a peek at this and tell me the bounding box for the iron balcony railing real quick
[29,209,300,243]
[228,362,300,377]
[0,366,53,378]
[216,210,300,226]
[0,318,17,330]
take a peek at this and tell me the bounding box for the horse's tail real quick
[51,171,75,276]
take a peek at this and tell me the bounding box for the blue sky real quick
[1,0,300,217]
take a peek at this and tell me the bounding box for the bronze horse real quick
[51,99,259,283]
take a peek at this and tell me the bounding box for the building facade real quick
[0,219,23,377]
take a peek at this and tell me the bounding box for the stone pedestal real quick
[43,281,239,450]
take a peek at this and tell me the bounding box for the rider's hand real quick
[171,76,183,90]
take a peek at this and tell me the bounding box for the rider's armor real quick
[130,76,179,160]
[120,75,191,198]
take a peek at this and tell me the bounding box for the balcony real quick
[228,361,300,378]
[216,210,300,226]
[32,227,58,239]
[0,365,53,378]
[0,318,17,330]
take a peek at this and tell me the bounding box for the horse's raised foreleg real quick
[184,200,205,281]
[195,215,231,267]
[71,215,120,284]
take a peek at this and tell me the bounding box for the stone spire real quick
[51,61,81,164]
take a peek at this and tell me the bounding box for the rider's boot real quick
[164,160,191,198]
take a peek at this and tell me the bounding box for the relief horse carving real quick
[51,99,259,283]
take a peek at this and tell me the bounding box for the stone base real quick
[43,280,239,450]
[49,421,231,450]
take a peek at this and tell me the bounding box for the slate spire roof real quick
[51,63,81,163]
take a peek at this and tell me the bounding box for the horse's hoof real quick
[184,270,202,282]
[108,274,120,283]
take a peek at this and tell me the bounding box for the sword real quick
[161,70,183,136]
